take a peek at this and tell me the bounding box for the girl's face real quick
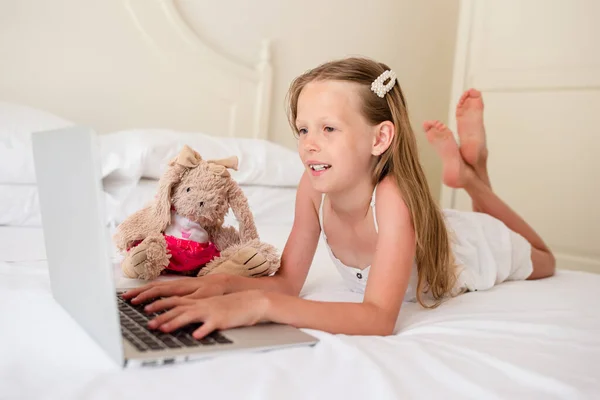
[296,80,377,193]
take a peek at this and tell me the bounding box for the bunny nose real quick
[199,201,205,207]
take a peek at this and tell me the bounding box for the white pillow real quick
[0,184,127,228]
[0,185,41,226]
[0,102,74,184]
[0,104,304,188]
[101,129,304,187]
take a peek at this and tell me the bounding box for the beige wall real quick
[0,0,459,200]
[178,0,460,200]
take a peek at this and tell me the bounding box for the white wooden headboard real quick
[0,0,272,139]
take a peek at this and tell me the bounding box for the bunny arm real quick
[206,225,242,253]
[112,205,164,252]
[226,183,259,243]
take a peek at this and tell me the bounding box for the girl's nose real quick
[302,132,320,152]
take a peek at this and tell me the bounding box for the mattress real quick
[0,226,47,262]
[1,221,599,399]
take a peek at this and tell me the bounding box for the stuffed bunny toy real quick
[113,145,281,280]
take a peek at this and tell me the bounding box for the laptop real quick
[31,126,318,368]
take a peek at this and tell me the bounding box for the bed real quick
[2,2,600,399]
[2,219,600,399]
[1,157,599,400]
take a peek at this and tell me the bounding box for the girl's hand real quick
[121,274,228,305]
[146,290,269,339]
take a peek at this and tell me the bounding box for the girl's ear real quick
[372,121,395,156]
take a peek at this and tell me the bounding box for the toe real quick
[423,120,436,131]
[469,88,481,98]
[458,90,469,106]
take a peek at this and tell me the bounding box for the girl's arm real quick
[147,176,416,337]
[221,172,322,296]
[262,176,415,335]
[125,172,321,303]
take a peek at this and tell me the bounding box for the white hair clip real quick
[371,70,397,98]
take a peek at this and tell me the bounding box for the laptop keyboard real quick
[116,294,233,352]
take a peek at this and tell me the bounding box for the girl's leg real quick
[454,89,490,212]
[423,120,556,280]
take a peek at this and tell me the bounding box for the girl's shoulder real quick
[297,171,323,217]
[374,175,411,225]
[375,175,402,203]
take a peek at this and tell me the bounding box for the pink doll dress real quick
[162,235,220,272]
[128,210,220,273]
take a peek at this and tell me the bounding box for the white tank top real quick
[318,185,419,302]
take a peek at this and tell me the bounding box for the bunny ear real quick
[227,181,258,242]
[207,156,238,171]
[168,145,202,168]
[153,163,186,231]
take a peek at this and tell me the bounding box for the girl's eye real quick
[324,126,335,133]
[297,128,308,135]
[186,187,191,192]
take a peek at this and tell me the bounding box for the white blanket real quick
[1,224,599,400]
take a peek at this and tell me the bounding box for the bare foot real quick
[456,88,487,167]
[423,120,476,189]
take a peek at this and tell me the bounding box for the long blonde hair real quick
[286,57,458,308]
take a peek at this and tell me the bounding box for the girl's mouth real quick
[309,163,331,172]
[308,163,331,176]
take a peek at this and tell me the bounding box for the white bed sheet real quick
[1,224,600,399]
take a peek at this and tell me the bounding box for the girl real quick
[123,57,555,339]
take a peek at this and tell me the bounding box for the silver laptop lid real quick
[32,126,123,365]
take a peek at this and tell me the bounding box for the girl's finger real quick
[122,282,156,299]
[131,286,170,304]
[160,309,204,333]
[147,306,186,329]
[192,320,217,339]
[145,296,187,313]
[132,281,195,304]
